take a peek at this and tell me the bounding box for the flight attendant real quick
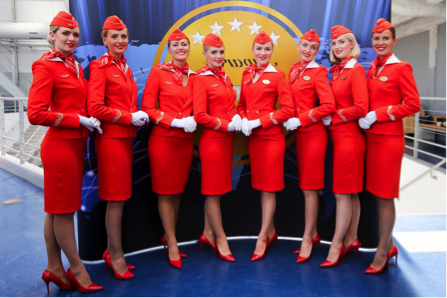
[283,29,335,263]
[359,19,420,274]
[193,33,242,262]
[88,16,148,279]
[142,29,197,269]
[28,11,103,293]
[238,31,295,261]
[320,25,368,268]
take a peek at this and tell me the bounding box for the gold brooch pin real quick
[379,76,388,81]
[304,76,311,81]
[341,76,346,80]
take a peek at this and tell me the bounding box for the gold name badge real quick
[341,76,346,80]
[379,76,388,81]
[303,76,311,81]
[262,79,270,84]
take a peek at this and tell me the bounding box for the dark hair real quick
[372,27,396,39]
[167,39,190,48]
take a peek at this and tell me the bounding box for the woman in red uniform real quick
[88,16,148,279]
[359,19,420,274]
[142,29,197,269]
[238,31,295,261]
[193,34,242,262]
[283,29,335,263]
[28,11,103,293]
[320,25,368,267]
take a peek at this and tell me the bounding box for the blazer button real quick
[256,111,259,113]
[179,112,182,115]
[247,110,249,113]
[82,109,84,111]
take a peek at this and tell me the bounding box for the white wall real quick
[394,22,446,118]
[0,0,68,22]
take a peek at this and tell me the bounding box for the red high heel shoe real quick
[251,237,270,262]
[167,246,182,269]
[320,244,345,268]
[342,238,361,258]
[105,255,134,280]
[365,246,399,274]
[66,268,103,293]
[161,235,187,258]
[268,231,278,247]
[41,269,73,294]
[199,233,217,253]
[102,250,135,271]
[388,246,398,265]
[294,234,320,254]
[214,237,235,262]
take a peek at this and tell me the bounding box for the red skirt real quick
[41,137,86,214]
[295,129,327,190]
[95,136,133,201]
[148,134,193,195]
[330,130,365,194]
[199,135,233,195]
[248,133,286,192]
[365,133,405,199]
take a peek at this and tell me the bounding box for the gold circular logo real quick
[155,2,303,165]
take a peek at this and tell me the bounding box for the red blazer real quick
[141,65,195,138]
[87,57,137,138]
[367,54,420,135]
[27,59,89,140]
[328,58,369,132]
[193,71,237,138]
[289,60,335,132]
[238,64,295,136]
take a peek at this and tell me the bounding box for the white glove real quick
[359,111,377,130]
[322,115,332,126]
[131,111,149,127]
[232,114,243,132]
[228,114,242,132]
[242,118,261,136]
[171,116,197,133]
[78,115,103,134]
[283,117,301,130]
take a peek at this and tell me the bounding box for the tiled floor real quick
[0,168,446,297]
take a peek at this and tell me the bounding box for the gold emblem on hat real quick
[379,76,388,81]
[341,76,346,80]
[303,76,311,81]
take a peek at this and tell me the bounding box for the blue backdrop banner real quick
[70,0,390,261]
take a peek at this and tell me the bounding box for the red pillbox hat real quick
[301,29,321,43]
[50,11,78,29]
[253,30,272,44]
[203,33,224,47]
[373,18,394,33]
[102,16,126,31]
[331,25,352,40]
[168,29,188,41]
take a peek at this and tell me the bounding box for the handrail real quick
[15,125,46,158]
[0,41,33,96]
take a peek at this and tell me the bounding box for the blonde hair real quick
[46,25,60,46]
[330,33,360,63]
